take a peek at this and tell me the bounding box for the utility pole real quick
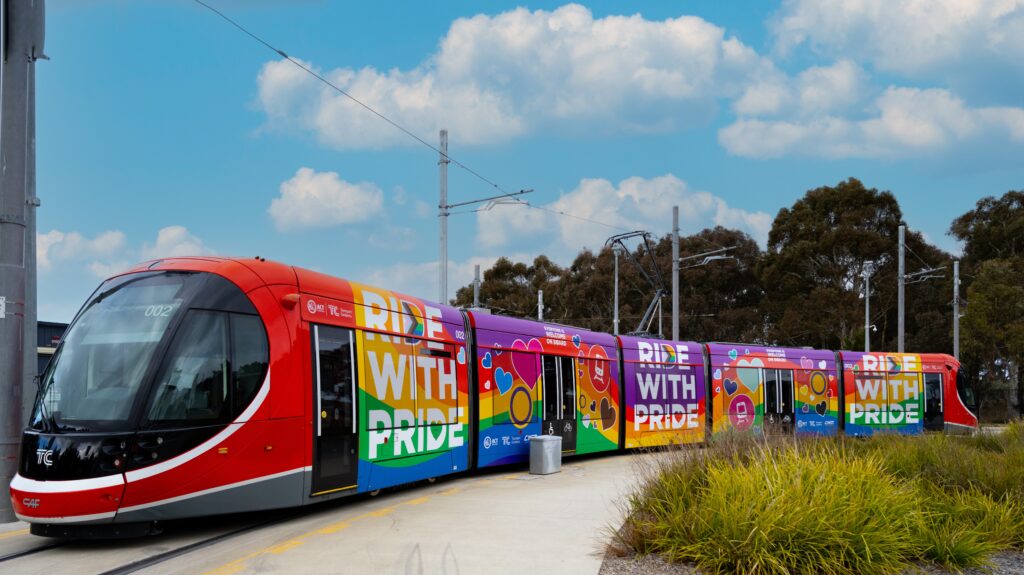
[898,224,905,353]
[953,259,960,360]
[473,264,481,308]
[612,244,621,336]
[537,290,543,321]
[671,206,679,341]
[1,0,46,523]
[438,129,449,304]
[863,261,874,352]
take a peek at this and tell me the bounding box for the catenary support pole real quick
[537,290,543,321]
[671,206,679,341]
[613,245,620,336]
[1,0,46,523]
[898,224,905,353]
[953,259,960,360]
[473,264,480,308]
[864,264,871,352]
[438,129,449,304]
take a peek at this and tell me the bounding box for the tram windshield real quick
[956,369,978,414]
[30,272,194,432]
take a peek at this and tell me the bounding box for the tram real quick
[10,257,977,536]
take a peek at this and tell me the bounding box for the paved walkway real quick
[3,453,645,575]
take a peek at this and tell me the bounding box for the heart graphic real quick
[815,400,828,416]
[800,357,813,370]
[590,400,597,411]
[511,339,544,388]
[495,368,514,395]
[481,352,492,369]
[801,405,809,413]
[728,349,739,361]
[736,358,764,391]
[713,369,722,380]
[600,398,616,430]
[724,378,739,395]
[818,360,827,370]
[572,334,581,348]
[456,348,466,365]
[493,345,503,355]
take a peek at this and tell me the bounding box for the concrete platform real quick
[2,452,643,575]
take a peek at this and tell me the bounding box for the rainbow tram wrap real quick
[10,257,977,537]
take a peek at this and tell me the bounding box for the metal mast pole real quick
[438,129,449,304]
[864,263,871,352]
[1,0,45,523]
[953,259,960,360]
[898,224,905,353]
[473,264,480,308]
[537,290,543,321]
[613,245,620,336]
[671,206,679,341]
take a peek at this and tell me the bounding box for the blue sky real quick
[37,0,1024,321]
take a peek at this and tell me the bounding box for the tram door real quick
[541,355,577,452]
[924,373,944,431]
[311,325,359,496]
[764,369,795,433]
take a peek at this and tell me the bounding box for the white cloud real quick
[772,0,1024,85]
[720,87,1024,158]
[38,226,212,279]
[140,226,212,260]
[733,59,866,118]
[255,4,771,148]
[268,167,384,231]
[37,229,126,271]
[477,174,772,254]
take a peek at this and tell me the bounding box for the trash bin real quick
[529,434,562,475]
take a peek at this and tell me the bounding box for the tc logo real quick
[23,498,40,509]
[35,448,54,467]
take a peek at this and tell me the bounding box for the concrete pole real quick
[864,265,871,352]
[612,246,620,336]
[472,264,480,308]
[898,224,905,353]
[537,289,543,321]
[671,206,679,341]
[953,259,960,360]
[1,0,46,523]
[438,129,449,304]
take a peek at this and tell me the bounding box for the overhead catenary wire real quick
[192,0,629,234]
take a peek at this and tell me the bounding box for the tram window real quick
[231,314,269,416]
[543,356,559,421]
[764,369,779,414]
[779,370,794,413]
[957,370,977,410]
[317,326,356,434]
[560,357,576,420]
[148,311,230,424]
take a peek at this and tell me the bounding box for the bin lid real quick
[530,435,562,443]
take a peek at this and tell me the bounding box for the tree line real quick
[453,178,1024,420]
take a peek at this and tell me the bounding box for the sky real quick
[36,0,1024,322]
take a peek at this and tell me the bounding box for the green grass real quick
[616,422,1024,574]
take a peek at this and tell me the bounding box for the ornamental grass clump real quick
[624,445,926,575]
[618,425,1024,574]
